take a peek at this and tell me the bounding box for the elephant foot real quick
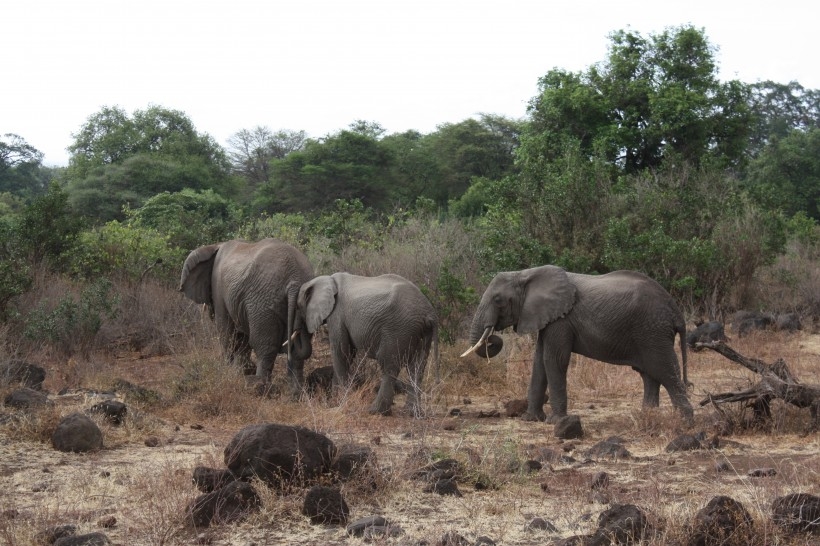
[546,413,566,424]
[521,410,547,422]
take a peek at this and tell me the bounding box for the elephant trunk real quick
[287,281,312,361]
[465,303,503,358]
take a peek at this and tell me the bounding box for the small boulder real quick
[223,423,335,489]
[775,312,802,332]
[88,400,127,425]
[346,515,389,537]
[302,485,349,525]
[686,321,728,348]
[586,439,631,459]
[192,466,236,493]
[591,503,649,544]
[424,478,462,497]
[504,399,528,417]
[666,434,703,452]
[687,495,753,546]
[52,412,103,453]
[771,493,820,534]
[53,532,112,546]
[332,444,377,481]
[554,415,584,439]
[1,360,46,390]
[4,387,49,410]
[185,480,260,528]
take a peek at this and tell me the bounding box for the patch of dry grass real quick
[2,276,820,545]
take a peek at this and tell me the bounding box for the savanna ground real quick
[1,281,819,545]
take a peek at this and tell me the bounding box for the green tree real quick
[128,188,238,250]
[523,26,752,175]
[256,130,392,212]
[0,133,51,201]
[744,128,820,220]
[226,126,307,190]
[65,106,235,222]
[747,81,820,158]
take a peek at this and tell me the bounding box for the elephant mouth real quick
[460,327,504,359]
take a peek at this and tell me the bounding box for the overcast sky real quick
[4,0,818,166]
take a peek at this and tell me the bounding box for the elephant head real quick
[463,265,576,358]
[297,275,338,334]
[286,280,313,361]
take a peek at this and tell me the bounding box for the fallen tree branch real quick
[696,341,820,428]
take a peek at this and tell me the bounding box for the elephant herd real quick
[180,238,693,421]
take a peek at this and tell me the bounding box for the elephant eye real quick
[492,295,503,306]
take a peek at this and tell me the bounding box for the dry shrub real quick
[753,239,820,318]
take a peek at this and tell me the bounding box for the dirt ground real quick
[1,329,818,545]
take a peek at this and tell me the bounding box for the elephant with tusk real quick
[463,266,692,423]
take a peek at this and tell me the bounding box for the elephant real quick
[179,238,314,393]
[293,272,438,417]
[462,266,692,422]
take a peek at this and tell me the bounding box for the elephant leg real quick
[330,334,355,395]
[370,366,397,416]
[544,340,572,424]
[524,333,548,421]
[646,349,695,422]
[639,371,661,407]
[403,345,429,418]
[221,321,253,374]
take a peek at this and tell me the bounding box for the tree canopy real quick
[64,106,235,222]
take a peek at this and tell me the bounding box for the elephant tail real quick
[676,321,690,388]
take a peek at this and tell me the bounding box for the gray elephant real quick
[293,272,438,416]
[179,238,314,393]
[462,266,692,422]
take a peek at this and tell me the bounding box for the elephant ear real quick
[179,243,221,304]
[301,276,337,334]
[518,265,576,334]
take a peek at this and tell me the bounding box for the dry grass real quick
[1,284,820,545]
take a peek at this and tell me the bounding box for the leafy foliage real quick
[523,25,752,175]
[65,106,235,222]
[23,278,119,357]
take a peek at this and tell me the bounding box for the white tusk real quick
[283,330,300,347]
[460,326,493,358]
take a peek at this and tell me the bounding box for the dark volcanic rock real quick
[586,439,631,459]
[346,515,389,537]
[666,434,703,452]
[53,532,112,546]
[590,503,649,545]
[4,387,48,410]
[185,480,260,528]
[1,359,46,390]
[772,493,820,534]
[332,444,377,481]
[687,321,728,348]
[302,485,349,525]
[554,415,584,439]
[192,466,236,493]
[88,400,127,425]
[687,495,753,546]
[424,478,462,497]
[51,412,103,453]
[223,423,335,488]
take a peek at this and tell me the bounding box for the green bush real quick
[23,279,119,357]
[68,221,184,284]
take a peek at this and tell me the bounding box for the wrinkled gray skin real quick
[179,238,314,394]
[294,272,438,417]
[467,266,692,423]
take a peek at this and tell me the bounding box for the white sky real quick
[4,0,818,167]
